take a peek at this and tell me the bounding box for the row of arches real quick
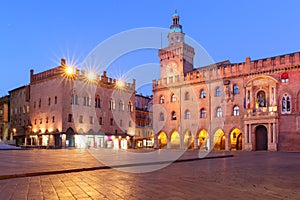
[157,128,243,151]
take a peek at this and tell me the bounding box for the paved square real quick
[0,150,299,199]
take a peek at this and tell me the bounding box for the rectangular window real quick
[52,116,55,123]
[99,117,103,125]
[110,118,114,126]
[79,115,83,123]
[68,114,73,122]
[89,116,94,124]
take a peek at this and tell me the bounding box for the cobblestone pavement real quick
[0,151,299,199]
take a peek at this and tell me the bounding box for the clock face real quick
[166,61,178,75]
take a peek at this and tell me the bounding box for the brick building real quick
[153,11,300,151]
[0,95,10,141]
[135,94,154,148]
[11,59,136,149]
[9,86,31,145]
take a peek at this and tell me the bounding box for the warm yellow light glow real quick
[65,66,75,76]
[86,71,97,82]
[116,80,125,88]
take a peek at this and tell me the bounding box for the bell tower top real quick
[168,10,185,46]
[159,10,195,78]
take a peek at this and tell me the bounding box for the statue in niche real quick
[257,91,266,107]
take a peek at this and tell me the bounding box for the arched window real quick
[128,101,133,112]
[159,95,165,104]
[185,109,190,119]
[72,94,78,105]
[200,108,206,118]
[159,112,164,121]
[200,89,206,99]
[110,99,115,110]
[282,93,291,113]
[84,96,91,106]
[216,87,221,97]
[233,85,239,95]
[216,107,222,117]
[95,95,101,108]
[171,93,176,102]
[184,92,190,100]
[119,100,124,111]
[233,106,239,116]
[171,111,177,120]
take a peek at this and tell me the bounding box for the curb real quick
[0,154,233,180]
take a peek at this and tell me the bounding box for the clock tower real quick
[159,10,195,78]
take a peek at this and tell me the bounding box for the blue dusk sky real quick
[1,0,300,96]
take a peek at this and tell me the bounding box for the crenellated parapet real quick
[30,58,136,91]
[153,51,300,89]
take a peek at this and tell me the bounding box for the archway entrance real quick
[230,128,242,150]
[214,129,225,150]
[170,131,180,149]
[198,130,208,150]
[255,125,268,150]
[158,132,167,149]
[184,131,194,149]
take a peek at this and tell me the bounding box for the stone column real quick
[167,138,171,149]
[194,136,198,150]
[225,133,230,151]
[273,123,276,143]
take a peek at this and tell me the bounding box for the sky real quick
[1,0,300,96]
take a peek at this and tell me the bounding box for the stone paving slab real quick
[0,151,299,200]
[0,149,231,178]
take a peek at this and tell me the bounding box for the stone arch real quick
[198,129,209,150]
[157,131,168,149]
[229,128,242,150]
[213,129,225,150]
[170,130,180,149]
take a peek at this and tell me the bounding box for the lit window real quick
[282,94,291,114]
[128,101,133,112]
[72,94,78,105]
[233,106,239,116]
[216,107,222,117]
[233,85,239,95]
[185,110,190,119]
[200,89,206,99]
[95,96,101,108]
[110,99,115,110]
[171,93,176,102]
[216,87,221,97]
[171,111,176,120]
[159,95,165,104]
[200,108,206,118]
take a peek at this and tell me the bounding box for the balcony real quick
[244,106,278,119]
